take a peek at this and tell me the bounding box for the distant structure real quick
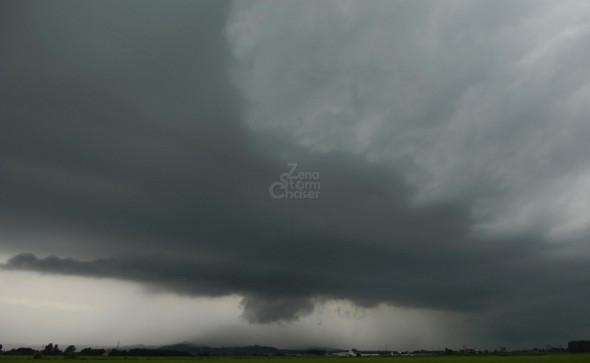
[332,349,398,357]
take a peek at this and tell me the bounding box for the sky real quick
[1,0,590,351]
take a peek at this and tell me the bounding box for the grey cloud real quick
[240,295,315,324]
[229,0,590,234]
[2,0,590,348]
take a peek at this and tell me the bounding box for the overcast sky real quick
[2,0,590,351]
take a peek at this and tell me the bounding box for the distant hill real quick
[160,342,344,356]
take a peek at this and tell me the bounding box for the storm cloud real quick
[2,0,590,348]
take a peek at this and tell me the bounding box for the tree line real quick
[0,343,190,357]
[568,341,590,353]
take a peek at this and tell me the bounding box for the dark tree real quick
[444,348,456,355]
[43,343,54,355]
[568,341,590,353]
[7,347,36,355]
[65,345,76,354]
[42,343,63,356]
[80,348,106,356]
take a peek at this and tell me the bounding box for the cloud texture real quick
[2,0,590,347]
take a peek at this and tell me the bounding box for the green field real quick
[2,356,590,363]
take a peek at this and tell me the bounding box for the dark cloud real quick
[2,0,590,348]
[240,295,315,324]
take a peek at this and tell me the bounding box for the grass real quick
[1,356,590,363]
